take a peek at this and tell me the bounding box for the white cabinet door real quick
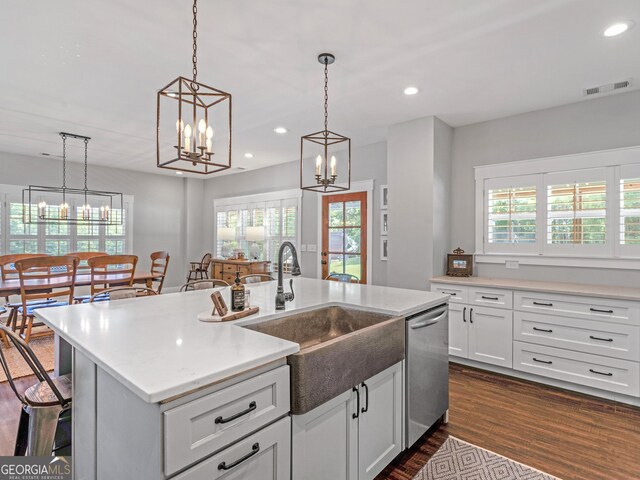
[448,303,468,358]
[358,363,403,480]
[174,416,291,480]
[292,388,358,480]
[468,306,513,368]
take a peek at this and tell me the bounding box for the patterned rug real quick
[414,437,560,480]
[0,333,55,383]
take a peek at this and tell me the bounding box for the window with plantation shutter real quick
[620,178,640,245]
[214,190,301,270]
[487,186,536,244]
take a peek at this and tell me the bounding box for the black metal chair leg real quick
[14,407,29,456]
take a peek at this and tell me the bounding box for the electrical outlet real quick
[307,244,317,252]
[505,260,519,269]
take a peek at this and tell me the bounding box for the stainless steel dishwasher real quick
[405,303,449,448]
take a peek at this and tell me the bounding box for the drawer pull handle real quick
[590,335,614,342]
[589,369,613,377]
[218,443,260,470]
[590,308,614,314]
[481,295,499,301]
[533,357,552,365]
[533,301,553,307]
[215,401,257,424]
[533,327,553,333]
[443,291,457,296]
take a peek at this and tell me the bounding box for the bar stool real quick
[179,279,229,292]
[240,274,275,284]
[0,325,72,456]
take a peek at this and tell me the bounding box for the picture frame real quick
[380,184,388,210]
[446,248,473,277]
[381,237,388,261]
[380,211,388,236]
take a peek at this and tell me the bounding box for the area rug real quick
[0,334,55,383]
[414,437,560,480]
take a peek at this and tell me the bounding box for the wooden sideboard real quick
[211,258,271,284]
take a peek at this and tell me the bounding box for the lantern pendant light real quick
[300,53,351,192]
[156,0,232,175]
[22,132,123,225]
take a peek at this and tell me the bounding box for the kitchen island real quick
[36,277,448,480]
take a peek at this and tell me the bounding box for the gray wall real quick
[0,152,200,289]
[203,141,388,285]
[451,89,640,285]
[387,116,453,290]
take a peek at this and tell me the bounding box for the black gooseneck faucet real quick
[275,241,301,310]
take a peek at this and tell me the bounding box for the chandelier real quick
[156,0,232,175]
[22,133,123,225]
[300,53,351,192]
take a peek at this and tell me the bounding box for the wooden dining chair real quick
[0,325,72,456]
[149,251,170,293]
[179,279,229,292]
[326,272,360,283]
[240,274,275,284]
[0,306,8,348]
[89,286,157,303]
[187,253,212,282]
[14,256,78,343]
[87,255,138,297]
[68,251,108,274]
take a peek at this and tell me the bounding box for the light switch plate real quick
[505,260,519,269]
[307,244,317,252]
[300,244,307,252]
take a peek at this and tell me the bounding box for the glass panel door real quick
[322,192,367,283]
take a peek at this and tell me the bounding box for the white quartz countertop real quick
[36,277,447,403]
[431,275,640,301]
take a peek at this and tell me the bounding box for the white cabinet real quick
[468,306,513,368]
[292,362,403,480]
[448,303,468,357]
[432,284,513,368]
[174,416,291,480]
[357,363,403,480]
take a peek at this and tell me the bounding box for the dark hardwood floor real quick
[377,363,640,480]
[1,365,639,480]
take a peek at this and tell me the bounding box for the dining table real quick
[0,271,160,298]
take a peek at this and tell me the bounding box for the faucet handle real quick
[288,279,295,301]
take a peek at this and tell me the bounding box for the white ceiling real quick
[1,0,638,176]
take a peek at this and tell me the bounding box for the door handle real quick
[321,260,327,265]
[462,307,466,323]
[352,386,360,419]
[361,382,369,413]
[410,312,447,329]
[469,308,473,324]
[218,443,260,471]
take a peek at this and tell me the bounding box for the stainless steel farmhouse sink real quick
[244,306,405,414]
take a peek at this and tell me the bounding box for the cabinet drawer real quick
[223,264,240,273]
[431,283,468,304]
[174,416,291,480]
[513,341,640,397]
[164,366,290,476]
[514,311,640,361]
[514,291,637,324]
[223,273,237,284]
[469,287,512,310]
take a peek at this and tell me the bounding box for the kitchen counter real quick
[36,277,447,403]
[431,275,640,302]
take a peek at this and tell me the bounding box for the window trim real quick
[474,145,640,269]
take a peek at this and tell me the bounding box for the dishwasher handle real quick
[410,311,447,329]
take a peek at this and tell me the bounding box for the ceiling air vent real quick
[583,79,632,97]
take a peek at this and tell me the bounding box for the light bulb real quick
[184,124,192,138]
[206,126,214,139]
[315,155,322,176]
[330,155,337,176]
[176,119,184,133]
[198,119,207,134]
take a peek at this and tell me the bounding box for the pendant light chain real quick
[323,58,329,135]
[83,138,89,191]
[192,0,198,85]
[61,133,67,189]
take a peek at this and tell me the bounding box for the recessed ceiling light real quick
[274,127,288,134]
[244,153,254,158]
[604,22,632,37]
[403,86,419,96]
[175,171,183,175]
